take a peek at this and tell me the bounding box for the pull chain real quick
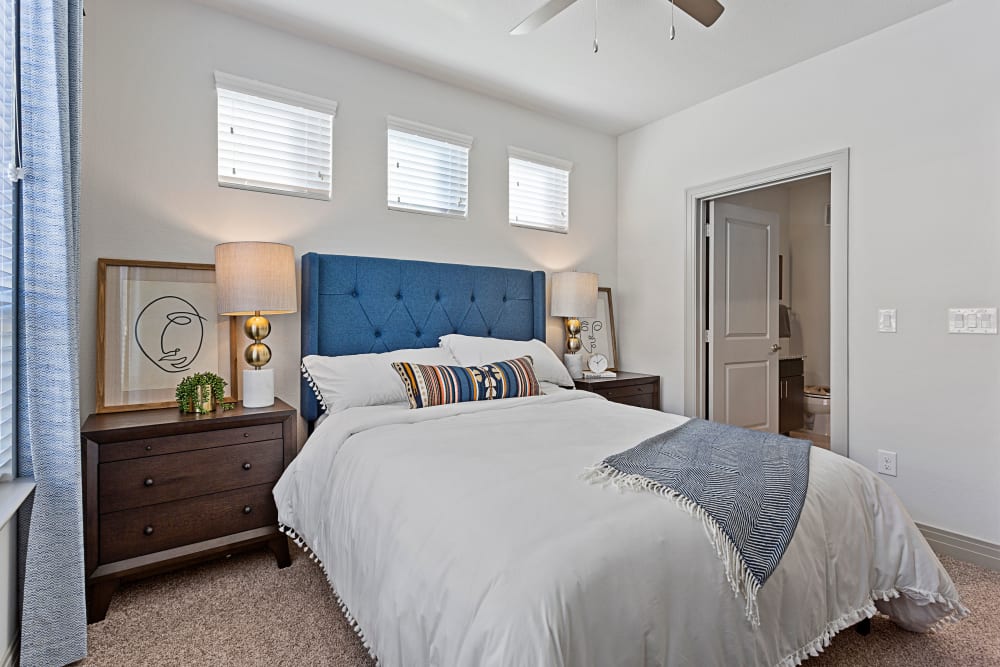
[593,0,599,53]
[669,0,677,40]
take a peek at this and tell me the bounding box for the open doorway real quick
[683,150,849,457]
[709,175,832,448]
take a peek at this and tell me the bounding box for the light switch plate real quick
[878,308,897,333]
[948,308,998,334]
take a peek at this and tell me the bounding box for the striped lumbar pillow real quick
[391,356,541,409]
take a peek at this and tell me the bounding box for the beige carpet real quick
[82,546,998,666]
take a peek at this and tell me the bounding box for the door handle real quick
[771,343,782,353]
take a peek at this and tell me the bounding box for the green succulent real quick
[175,372,235,413]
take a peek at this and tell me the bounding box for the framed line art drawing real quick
[579,287,618,371]
[96,258,239,413]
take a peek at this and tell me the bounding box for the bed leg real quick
[855,617,872,636]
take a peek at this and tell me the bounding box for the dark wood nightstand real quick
[574,372,661,410]
[80,399,297,622]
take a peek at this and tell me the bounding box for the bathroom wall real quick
[787,176,832,387]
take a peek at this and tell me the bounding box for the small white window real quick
[387,116,472,218]
[215,72,337,201]
[508,147,572,234]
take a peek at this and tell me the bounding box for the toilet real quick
[803,385,831,436]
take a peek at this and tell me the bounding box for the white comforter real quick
[274,391,965,667]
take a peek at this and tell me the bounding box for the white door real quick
[708,201,780,431]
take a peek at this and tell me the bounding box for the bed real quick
[275,253,966,666]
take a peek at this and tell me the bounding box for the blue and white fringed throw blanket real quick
[584,419,811,626]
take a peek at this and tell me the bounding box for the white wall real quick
[786,176,831,386]
[80,0,618,436]
[618,0,1000,543]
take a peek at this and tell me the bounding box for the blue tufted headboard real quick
[300,253,547,425]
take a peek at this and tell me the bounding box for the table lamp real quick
[551,271,598,379]
[215,242,297,408]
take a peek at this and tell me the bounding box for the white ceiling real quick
[195,0,949,135]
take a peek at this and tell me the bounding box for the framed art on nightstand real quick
[579,287,618,371]
[96,258,240,413]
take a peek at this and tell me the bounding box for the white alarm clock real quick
[588,353,609,374]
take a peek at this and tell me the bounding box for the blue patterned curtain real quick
[16,0,87,665]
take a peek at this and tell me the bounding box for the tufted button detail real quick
[470,295,476,302]
[396,292,402,300]
[374,330,382,338]
[351,289,358,298]
[487,329,492,336]
[435,293,440,301]
[415,330,421,337]
[502,295,507,302]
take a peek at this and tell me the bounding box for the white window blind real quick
[508,147,572,234]
[387,116,472,218]
[215,72,336,201]
[0,0,16,481]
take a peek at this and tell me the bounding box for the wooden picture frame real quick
[579,287,619,371]
[96,258,239,413]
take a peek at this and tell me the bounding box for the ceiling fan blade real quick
[673,0,724,27]
[510,0,579,35]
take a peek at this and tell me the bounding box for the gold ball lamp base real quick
[565,317,582,354]
[242,311,275,408]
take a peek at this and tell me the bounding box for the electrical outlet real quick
[877,450,897,477]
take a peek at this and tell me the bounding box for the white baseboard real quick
[919,523,1000,572]
[1,633,18,667]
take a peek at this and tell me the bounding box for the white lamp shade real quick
[551,271,598,318]
[215,242,297,315]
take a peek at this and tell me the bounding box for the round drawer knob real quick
[143,525,154,536]
[144,478,154,487]
[243,432,250,438]
[243,505,253,515]
[242,462,252,471]
[145,445,152,452]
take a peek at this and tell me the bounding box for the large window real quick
[508,147,572,234]
[0,0,17,480]
[387,116,472,218]
[215,72,337,201]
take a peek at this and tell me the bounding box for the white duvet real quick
[274,391,966,667]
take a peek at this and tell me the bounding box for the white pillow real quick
[302,347,459,413]
[438,334,575,387]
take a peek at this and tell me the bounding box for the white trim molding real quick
[387,116,473,149]
[213,71,339,116]
[683,149,850,457]
[919,523,1000,572]
[507,146,573,173]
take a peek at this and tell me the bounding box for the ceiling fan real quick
[511,0,724,37]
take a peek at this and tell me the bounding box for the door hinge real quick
[704,329,713,344]
[704,221,712,238]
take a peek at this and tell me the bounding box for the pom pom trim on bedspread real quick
[279,523,380,665]
[581,464,969,666]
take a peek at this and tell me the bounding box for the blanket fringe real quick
[279,523,379,663]
[583,462,763,626]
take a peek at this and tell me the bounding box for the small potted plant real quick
[176,372,233,414]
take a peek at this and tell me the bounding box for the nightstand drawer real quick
[599,383,655,400]
[99,422,284,463]
[100,483,277,563]
[613,393,657,410]
[99,440,284,513]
